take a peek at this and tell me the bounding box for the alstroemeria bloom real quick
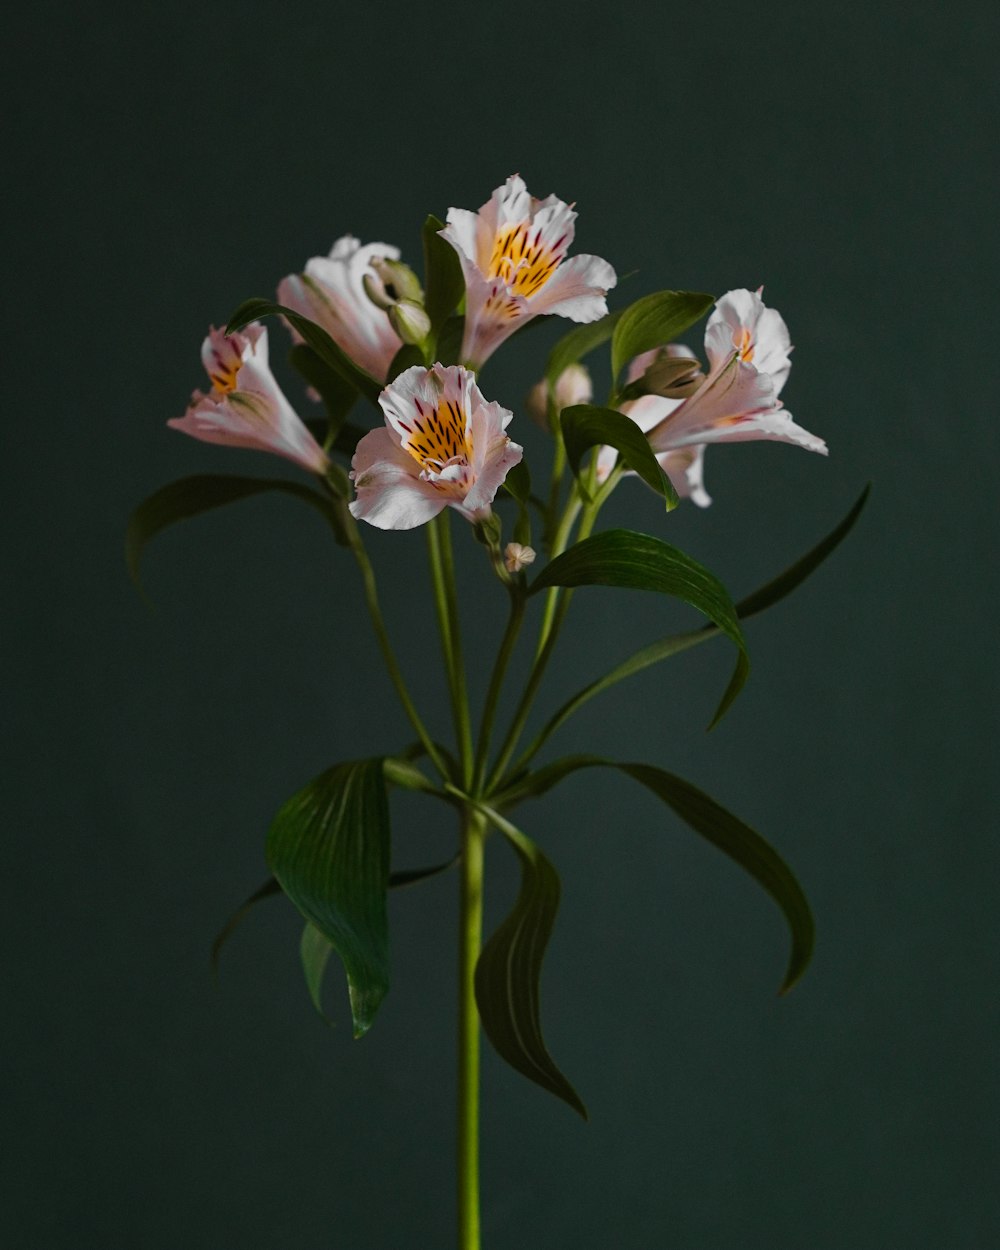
[168,324,329,475]
[440,175,617,370]
[599,289,825,506]
[278,235,404,382]
[350,364,523,530]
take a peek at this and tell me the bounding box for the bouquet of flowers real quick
[129,174,866,1248]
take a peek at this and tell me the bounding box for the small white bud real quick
[388,300,432,346]
[525,363,593,430]
[504,542,536,574]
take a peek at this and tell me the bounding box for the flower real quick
[278,236,405,381]
[526,363,593,429]
[440,175,617,370]
[598,289,825,506]
[349,364,523,530]
[504,542,536,574]
[168,324,329,475]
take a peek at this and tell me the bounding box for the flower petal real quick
[704,287,792,392]
[526,253,617,321]
[461,400,523,516]
[348,427,446,530]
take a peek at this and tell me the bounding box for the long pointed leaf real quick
[530,529,748,727]
[287,344,358,438]
[266,759,391,1037]
[422,214,465,334]
[227,298,382,404]
[497,757,814,994]
[126,474,346,590]
[610,290,714,382]
[300,922,336,1019]
[560,404,679,508]
[475,812,587,1118]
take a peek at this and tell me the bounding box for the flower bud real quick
[362,271,396,311]
[525,363,593,429]
[388,300,432,346]
[370,257,424,305]
[504,542,536,574]
[637,349,705,399]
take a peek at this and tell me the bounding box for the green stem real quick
[343,513,448,781]
[474,587,526,793]
[457,805,486,1250]
[436,513,475,789]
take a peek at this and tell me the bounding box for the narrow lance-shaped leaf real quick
[266,759,391,1037]
[301,923,336,1020]
[530,529,748,727]
[610,290,715,383]
[560,404,679,508]
[523,486,871,756]
[126,474,347,591]
[422,214,465,334]
[227,298,383,405]
[287,343,358,440]
[496,756,814,994]
[546,309,623,389]
[475,811,587,1118]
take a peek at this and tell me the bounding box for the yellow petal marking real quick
[488,223,562,299]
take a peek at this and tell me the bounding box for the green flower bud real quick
[370,257,424,305]
[388,300,432,347]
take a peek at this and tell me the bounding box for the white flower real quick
[168,324,329,475]
[526,363,593,429]
[349,365,523,531]
[278,236,405,382]
[440,175,617,370]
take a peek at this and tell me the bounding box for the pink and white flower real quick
[168,324,329,475]
[440,175,617,370]
[278,235,404,382]
[349,364,523,531]
[598,289,825,506]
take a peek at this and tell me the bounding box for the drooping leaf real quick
[210,877,283,975]
[301,923,336,1019]
[422,214,466,334]
[546,310,623,388]
[530,529,748,726]
[560,404,679,508]
[266,759,391,1037]
[227,298,382,404]
[126,474,347,590]
[497,757,814,994]
[287,343,357,438]
[525,486,872,753]
[475,814,587,1118]
[610,290,714,383]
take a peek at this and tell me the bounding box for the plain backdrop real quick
[3,2,998,1247]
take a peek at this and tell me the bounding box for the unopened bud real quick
[388,300,432,346]
[370,257,424,305]
[525,363,593,429]
[362,271,395,311]
[504,542,536,574]
[638,349,705,399]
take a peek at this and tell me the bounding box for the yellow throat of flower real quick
[208,344,244,395]
[488,223,560,298]
[736,327,755,363]
[402,399,474,476]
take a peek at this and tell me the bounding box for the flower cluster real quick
[170,175,825,531]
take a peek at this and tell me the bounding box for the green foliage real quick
[126,474,347,591]
[287,344,357,438]
[300,923,336,1019]
[474,817,587,1118]
[560,404,679,508]
[610,290,715,383]
[387,343,425,381]
[530,529,748,726]
[266,759,391,1037]
[422,214,466,334]
[496,757,813,994]
[545,310,622,388]
[227,298,382,404]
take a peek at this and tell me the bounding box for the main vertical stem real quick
[457,806,486,1250]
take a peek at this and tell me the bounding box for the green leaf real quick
[525,486,872,753]
[435,315,465,366]
[287,344,357,438]
[610,290,714,383]
[210,877,283,975]
[560,404,679,508]
[422,214,465,334]
[126,474,347,590]
[300,923,336,1019]
[475,815,587,1118]
[266,759,391,1037]
[498,758,814,994]
[546,310,622,388]
[529,529,748,726]
[387,342,426,381]
[227,298,382,404]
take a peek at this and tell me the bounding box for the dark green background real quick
[4,2,998,1246]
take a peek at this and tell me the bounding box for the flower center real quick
[401,398,475,489]
[488,224,562,298]
[736,327,755,363]
[207,339,245,394]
